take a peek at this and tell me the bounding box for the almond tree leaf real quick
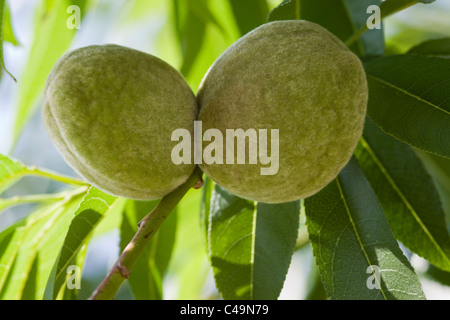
[160,0,239,92]
[0,194,84,299]
[179,13,206,78]
[0,220,27,291]
[355,118,450,272]
[183,1,240,92]
[415,151,450,232]
[292,0,384,57]
[168,189,209,299]
[379,0,435,19]
[49,187,124,299]
[121,0,163,22]
[20,195,85,299]
[365,54,450,158]
[0,215,52,297]
[305,259,329,300]
[229,0,269,35]
[408,37,450,57]
[426,264,450,287]
[0,0,15,81]
[187,0,225,34]
[268,0,300,22]
[405,37,450,230]
[173,0,226,78]
[305,157,425,300]
[3,2,19,46]
[416,151,450,196]
[0,154,27,194]
[119,199,177,300]
[12,0,88,145]
[172,0,205,78]
[201,177,213,249]
[60,241,88,300]
[208,185,299,300]
[344,0,434,51]
[44,226,90,300]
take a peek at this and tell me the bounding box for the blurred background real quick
[0,0,450,299]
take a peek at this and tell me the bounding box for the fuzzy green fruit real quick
[197,20,368,203]
[42,45,197,200]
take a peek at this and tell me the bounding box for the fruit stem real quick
[89,166,204,300]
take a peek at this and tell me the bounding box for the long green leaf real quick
[173,0,226,78]
[405,37,450,230]
[305,259,329,300]
[345,0,435,48]
[12,0,88,145]
[0,195,84,299]
[0,220,27,291]
[416,151,450,195]
[187,0,224,34]
[268,0,301,21]
[60,240,88,300]
[305,157,425,300]
[365,54,450,158]
[355,118,450,271]
[178,10,206,78]
[408,38,450,57]
[121,0,163,22]
[296,0,384,57]
[379,0,435,19]
[169,189,209,299]
[3,2,18,46]
[49,187,123,299]
[201,177,213,248]
[229,0,269,35]
[426,264,450,287]
[208,185,299,300]
[415,151,450,231]
[21,196,85,299]
[0,154,27,194]
[0,0,15,81]
[0,213,53,298]
[161,0,239,92]
[119,199,177,300]
[0,153,87,196]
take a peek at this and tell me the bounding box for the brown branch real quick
[89,167,203,300]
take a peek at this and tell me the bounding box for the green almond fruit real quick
[42,45,197,200]
[197,20,368,203]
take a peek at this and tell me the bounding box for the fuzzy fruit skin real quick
[197,20,368,203]
[43,45,197,200]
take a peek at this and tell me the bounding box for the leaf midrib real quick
[295,0,300,20]
[366,73,450,116]
[335,177,387,300]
